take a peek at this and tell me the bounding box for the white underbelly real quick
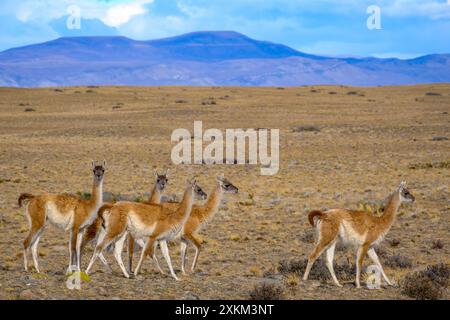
[338,220,367,246]
[127,212,156,239]
[45,202,74,231]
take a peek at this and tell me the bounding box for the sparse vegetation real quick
[1,85,448,300]
[432,136,448,141]
[300,231,315,244]
[292,125,320,132]
[76,191,91,200]
[279,258,355,281]
[24,108,35,112]
[402,264,449,300]
[384,254,413,269]
[431,239,444,250]
[249,282,284,300]
[408,161,450,169]
[201,97,217,105]
[425,92,441,96]
[388,238,401,247]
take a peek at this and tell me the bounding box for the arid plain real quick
[0,85,448,300]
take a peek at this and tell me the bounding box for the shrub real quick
[431,240,444,250]
[384,254,413,269]
[423,263,450,287]
[278,258,355,281]
[401,263,449,300]
[249,282,284,300]
[388,239,401,247]
[300,231,315,244]
[402,272,443,300]
[432,136,448,141]
[425,92,441,96]
[24,108,35,112]
[76,191,91,200]
[292,125,320,133]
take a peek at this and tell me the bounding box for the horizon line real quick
[0,30,446,61]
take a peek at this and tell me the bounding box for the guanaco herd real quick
[18,161,415,288]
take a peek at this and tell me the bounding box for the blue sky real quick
[1,0,450,58]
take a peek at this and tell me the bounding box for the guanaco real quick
[18,161,107,273]
[81,169,169,271]
[127,174,239,275]
[303,182,415,288]
[86,178,206,280]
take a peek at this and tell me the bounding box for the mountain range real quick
[0,31,449,87]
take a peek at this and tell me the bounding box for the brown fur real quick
[308,210,324,227]
[18,193,35,208]
[303,183,415,288]
[128,179,237,274]
[20,163,105,273]
[86,180,203,279]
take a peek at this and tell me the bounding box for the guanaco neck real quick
[377,191,401,231]
[174,186,194,225]
[89,177,103,210]
[199,183,223,222]
[149,184,162,204]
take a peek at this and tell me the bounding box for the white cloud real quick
[383,0,450,19]
[102,0,153,27]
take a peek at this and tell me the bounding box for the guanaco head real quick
[188,178,207,200]
[154,169,169,192]
[92,160,106,183]
[217,174,239,194]
[398,181,415,203]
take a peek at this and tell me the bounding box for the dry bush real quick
[432,136,448,141]
[300,231,315,244]
[388,238,401,247]
[278,258,355,281]
[292,125,320,133]
[431,239,444,250]
[402,264,449,300]
[249,282,284,300]
[423,264,450,287]
[384,254,413,269]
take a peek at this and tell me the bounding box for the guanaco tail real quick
[303,181,415,288]
[128,174,239,275]
[18,161,107,274]
[86,178,206,280]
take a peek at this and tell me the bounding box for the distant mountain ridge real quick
[0,31,449,87]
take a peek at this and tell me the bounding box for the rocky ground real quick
[0,85,448,300]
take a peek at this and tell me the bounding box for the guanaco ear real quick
[153,169,158,178]
[216,173,225,183]
[165,169,169,178]
[102,160,107,169]
[92,160,96,169]
[399,181,407,190]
